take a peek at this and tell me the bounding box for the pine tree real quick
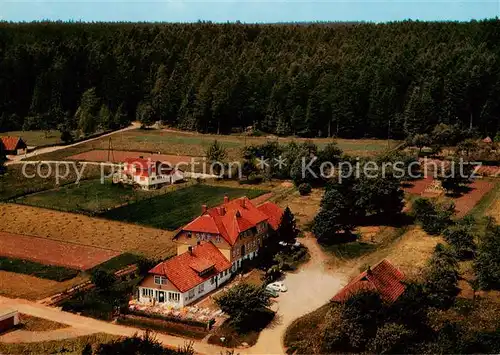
[76,87,100,135]
[276,207,299,244]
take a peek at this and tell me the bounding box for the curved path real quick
[0,235,347,354]
[5,122,140,166]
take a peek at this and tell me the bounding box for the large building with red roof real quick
[332,259,406,303]
[137,195,284,307]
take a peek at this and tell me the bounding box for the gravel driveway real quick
[248,235,348,355]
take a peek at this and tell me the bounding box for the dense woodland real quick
[1,20,500,138]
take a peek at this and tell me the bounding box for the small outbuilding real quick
[0,136,27,155]
[0,308,19,333]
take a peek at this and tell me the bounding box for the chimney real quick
[241,198,246,208]
[219,206,225,216]
[188,246,193,254]
[201,204,207,214]
[224,194,229,203]
[367,265,371,274]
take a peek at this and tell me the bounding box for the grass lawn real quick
[15,179,175,213]
[100,184,268,230]
[467,180,500,224]
[0,333,120,355]
[26,128,397,162]
[2,130,62,147]
[18,314,69,331]
[0,164,103,201]
[0,256,80,281]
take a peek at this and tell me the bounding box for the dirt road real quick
[5,122,140,166]
[0,296,223,353]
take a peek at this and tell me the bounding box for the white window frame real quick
[154,276,167,285]
[198,283,204,294]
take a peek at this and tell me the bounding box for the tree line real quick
[1,20,500,138]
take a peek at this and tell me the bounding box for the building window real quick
[215,235,221,243]
[186,231,192,238]
[169,292,180,303]
[198,283,204,294]
[154,276,167,285]
[189,289,195,298]
[142,288,147,296]
[148,289,153,297]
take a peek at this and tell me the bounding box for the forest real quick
[1,20,500,138]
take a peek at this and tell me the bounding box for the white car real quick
[267,281,288,292]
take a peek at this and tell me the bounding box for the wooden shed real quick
[0,308,19,333]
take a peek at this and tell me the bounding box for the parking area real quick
[248,236,348,354]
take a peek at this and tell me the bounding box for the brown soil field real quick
[0,270,88,300]
[0,232,120,270]
[0,204,176,259]
[68,149,200,167]
[454,180,495,217]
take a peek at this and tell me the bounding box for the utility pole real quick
[387,118,391,150]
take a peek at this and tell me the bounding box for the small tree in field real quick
[424,244,460,309]
[313,189,356,243]
[411,133,431,153]
[215,283,272,330]
[206,140,227,176]
[276,206,299,244]
[412,198,455,235]
[475,218,500,290]
[443,223,476,260]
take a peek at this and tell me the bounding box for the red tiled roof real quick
[149,241,231,293]
[332,259,406,303]
[1,136,25,151]
[180,196,273,245]
[257,202,284,230]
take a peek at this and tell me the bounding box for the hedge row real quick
[126,308,210,328]
[117,314,208,340]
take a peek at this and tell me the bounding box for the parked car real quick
[264,287,279,298]
[267,281,288,292]
[278,240,302,248]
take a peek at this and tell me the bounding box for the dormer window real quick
[154,276,168,285]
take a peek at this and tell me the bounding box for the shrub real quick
[412,198,455,235]
[424,244,460,309]
[116,315,207,340]
[215,283,272,331]
[298,182,312,196]
[475,218,500,290]
[442,224,476,260]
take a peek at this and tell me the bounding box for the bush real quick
[298,183,312,196]
[215,283,272,331]
[475,218,500,290]
[442,224,476,260]
[412,198,455,235]
[0,256,79,281]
